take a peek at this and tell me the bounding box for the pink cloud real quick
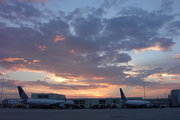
[20,0,51,3]
[53,35,66,42]
[38,46,46,50]
[173,53,180,59]
[0,0,6,4]
[0,58,24,62]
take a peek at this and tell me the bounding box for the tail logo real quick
[120,88,128,101]
[17,86,29,99]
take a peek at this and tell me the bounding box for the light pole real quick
[0,72,5,107]
[142,71,146,99]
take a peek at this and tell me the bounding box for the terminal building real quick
[72,98,121,109]
[31,93,66,100]
[72,97,142,109]
[170,89,180,107]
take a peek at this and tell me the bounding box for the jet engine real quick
[59,103,65,108]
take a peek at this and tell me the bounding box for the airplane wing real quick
[43,100,65,106]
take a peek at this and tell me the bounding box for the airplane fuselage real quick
[19,99,74,107]
[124,100,150,107]
[24,99,64,105]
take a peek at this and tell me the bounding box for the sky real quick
[0,0,180,101]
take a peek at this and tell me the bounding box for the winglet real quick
[17,86,29,99]
[120,88,128,101]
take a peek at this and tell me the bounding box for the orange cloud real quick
[38,46,46,50]
[133,50,141,54]
[169,77,180,81]
[70,50,75,53]
[150,73,162,78]
[9,64,25,71]
[0,58,24,62]
[0,57,40,64]
[31,60,39,64]
[33,60,40,63]
[92,77,105,79]
[53,35,65,42]
[55,73,85,80]
[58,73,71,76]
[134,40,174,52]
[67,76,84,79]
[134,46,162,52]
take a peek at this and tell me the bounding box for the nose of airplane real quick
[70,101,75,105]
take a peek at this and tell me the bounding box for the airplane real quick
[17,86,75,108]
[119,88,151,108]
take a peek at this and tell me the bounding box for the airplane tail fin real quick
[120,88,128,101]
[17,86,29,99]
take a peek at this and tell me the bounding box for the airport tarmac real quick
[0,108,180,120]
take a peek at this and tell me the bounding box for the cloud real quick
[3,79,108,91]
[172,53,180,60]
[160,0,174,13]
[166,64,180,75]
[20,0,51,3]
[101,0,128,9]
[0,0,51,4]
[0,0,180,93]
[53,35,65,42]
[0,0,44,24]
[0,0,6,4]
[169,77,180,81]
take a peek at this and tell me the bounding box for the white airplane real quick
[17,86,75,108]
[120,88,151,108]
